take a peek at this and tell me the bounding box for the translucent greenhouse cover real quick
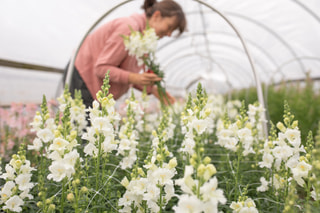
[0,0,320,106]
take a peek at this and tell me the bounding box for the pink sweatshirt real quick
[75,13,152,100]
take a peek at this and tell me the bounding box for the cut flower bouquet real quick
[122,25,170,106]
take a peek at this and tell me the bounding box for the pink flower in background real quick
[0,101,56,163]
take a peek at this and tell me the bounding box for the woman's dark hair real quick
[142,0,187,36]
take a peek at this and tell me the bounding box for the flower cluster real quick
[0,150,35,212]
[123,25,158,66]
[57,86,88,135]
[230,197,258,213]
[117,91,143,169]
[119,108,177,212]
[175,84,226,212]
[216,102,265,156]
[123,24,171,106]
[257,102,311,193]
[82,74,120,157]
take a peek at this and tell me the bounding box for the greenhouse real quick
[1,0,320,212]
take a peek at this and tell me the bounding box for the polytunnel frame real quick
[63,0,268,136]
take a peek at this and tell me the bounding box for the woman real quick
[68,0,187,108]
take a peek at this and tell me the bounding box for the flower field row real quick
[1,74,320,212]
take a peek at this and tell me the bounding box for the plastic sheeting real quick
[1,0,319,105]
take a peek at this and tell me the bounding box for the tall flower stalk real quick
[175,83,226,212]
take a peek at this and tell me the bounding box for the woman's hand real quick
[129,73,162,86]
[151,85,176,105]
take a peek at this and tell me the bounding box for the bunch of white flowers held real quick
[0,150,35,212]
[123,25,158,66]
[123,24,170,106]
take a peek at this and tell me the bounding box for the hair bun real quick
[142,0,157,13]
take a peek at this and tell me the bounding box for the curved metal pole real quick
[64,0,134,88]
[226,12,306,73]
[192,0,267,137]
[291,0,320,23]
[158,10,306,75]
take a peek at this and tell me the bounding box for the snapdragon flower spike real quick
[47,103,81,183]
[117,91,141,169]
[119,108,177,213]
[175,83,226,213]
[0,149,35,212]
[28,95,56,154]
[57,85,87,135]
[83,72,119,157]
[257,101,310,193]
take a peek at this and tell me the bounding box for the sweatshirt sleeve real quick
[94,38,130,84]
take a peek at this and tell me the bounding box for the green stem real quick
[60,178,67,213]
[159,185,163,213]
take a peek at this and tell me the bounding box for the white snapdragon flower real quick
[48,150,63,161]
[127,178,148,196]
[47,161,74,182]
[27,138,43,151]
[175,166,196,195]
[84,143,99,157]
[257,177,269,192]
[63,150,80,167]
[230,201,243,212]
[118,191,135,207]
[271,174,286,190]
[36,128,54,143]
[272,145,293,162]
[149,167,175,186]
[164,183,175,202]
[92,117,113,133]
[224,137,239,152]
[230,198,258,213]
[180,137,196,155]
[284,128,301,147]
[147,199,160,213]
[3,195,24,212]
[30,114,42,131]
[200,177,226,205]
[291,160,312,186]
[49,137,69,153]
[190,119,209,135]
[173,194,203,213]
[120,154,137,170]
[19,188,33,200]
[237,128,252,139]
[258,153,274,169]
[0,181,15,203]
[143,183,160,201]
[0,165,15,180]
[102,136,118,153]
[15,173,34,191]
